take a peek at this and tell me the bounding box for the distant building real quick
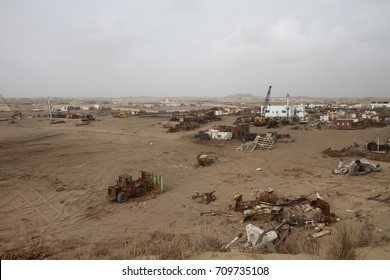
[370,101,390,109]
[320,115,329,122]
[335,118,359,127]
[308,104,327,109]
[263,105,306,119]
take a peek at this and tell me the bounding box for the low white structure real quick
[262,105,306,119]
[320,115,329,122]
[370,101,390,109]
[207,129,233,140]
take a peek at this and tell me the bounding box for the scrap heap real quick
[223,189,339,252]
[164,109,221,133]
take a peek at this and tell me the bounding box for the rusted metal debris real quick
[322,143,364,158]
[310,193,339,223]
[229,189,292,212]
[50,120,66,124]
[163,109,221,133]
[229,190,339,226]
[236,133,275,152]
[333,157,381,175]
[194,130,211,140]
[167,122,200,133]
[196,153,218,166]
[229,193,260,212]
[200,211,233,217]
[106,171,164,203]
[367,194,390,204]
[220,191,340,252]
[191,191,216,204]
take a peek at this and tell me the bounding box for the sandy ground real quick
[0,115,389,259]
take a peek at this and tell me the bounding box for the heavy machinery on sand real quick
[106,171,164,203]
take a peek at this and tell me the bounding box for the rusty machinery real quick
[106,171,164,203]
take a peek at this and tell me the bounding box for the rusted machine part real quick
[229,193,259,212]
[230,192,286,212]
[197,153,218,166]
[311,198,339,223]
[240,209,258,224]
[311,198,330,216]
[257,192,282,204]
[192,191,216,204]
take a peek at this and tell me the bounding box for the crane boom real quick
[0,93,13,112]
[261,86,272,117]
[0,93,23,119]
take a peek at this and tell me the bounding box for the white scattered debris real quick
[334,157,381,175]
[246,223,278,247]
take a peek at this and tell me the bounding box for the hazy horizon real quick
[1,0,389,98]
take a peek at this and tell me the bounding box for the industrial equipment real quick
[106,171,163,203]
[261,86,272,117]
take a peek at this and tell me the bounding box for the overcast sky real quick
[1,0,389,98]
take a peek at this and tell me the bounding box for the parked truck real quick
[106,171,163,203]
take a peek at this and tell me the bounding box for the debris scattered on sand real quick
[333,157,381,175]
[191,191,216,204]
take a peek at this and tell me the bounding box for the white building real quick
[370,101,390,109]
[262,105,306,119]
[260,93,306,119]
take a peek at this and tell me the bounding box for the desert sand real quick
[0,115,389,259]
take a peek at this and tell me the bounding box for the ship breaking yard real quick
[0,94,390,260]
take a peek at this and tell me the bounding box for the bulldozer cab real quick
[118,175,132,186]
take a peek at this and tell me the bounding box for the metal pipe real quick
[377,135,380,151]
[286,93,290,117]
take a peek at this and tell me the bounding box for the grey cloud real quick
[0,0,389,98]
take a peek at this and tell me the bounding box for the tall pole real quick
[377,135,380,151]
[48,98,52,118]
[286,93,290,118]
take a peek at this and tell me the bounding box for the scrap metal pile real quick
[194,123,256,141]
[166,122,200,133]
[235,132,295,152]
[333,157,382,175]
[191,191,217,204]
[236,132,276,151]
[196,153,218,166]
[221,189,339,252]
[163,109,221,133]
